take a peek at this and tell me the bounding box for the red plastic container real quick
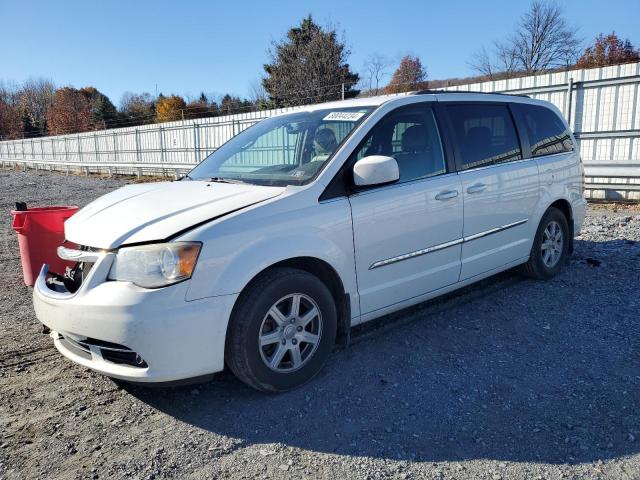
[11,206,79,286]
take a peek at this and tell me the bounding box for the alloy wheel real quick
[258,293,323,372]
[541,220,564,268]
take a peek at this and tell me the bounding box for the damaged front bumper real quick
[33,253,238,383]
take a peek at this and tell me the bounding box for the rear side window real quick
[446,104,522,170]
[520,104,573,156]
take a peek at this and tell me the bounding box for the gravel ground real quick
[1,169,639,480]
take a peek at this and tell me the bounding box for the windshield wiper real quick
[208,177,247,184]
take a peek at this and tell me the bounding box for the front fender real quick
[182,197,358,315]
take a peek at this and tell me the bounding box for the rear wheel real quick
[520,207,570,279]
[225,267,337,392]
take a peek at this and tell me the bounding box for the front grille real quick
[58,334,148,368]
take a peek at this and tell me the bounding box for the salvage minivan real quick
[34,92,586,392]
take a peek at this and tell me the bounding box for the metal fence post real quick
[112,132,118,173]
[135,129,141,179]
[193,123,200,164]
[159,126,165,164]
[78,134,86,175]
[566,77,574,130]
[94,132,99,164]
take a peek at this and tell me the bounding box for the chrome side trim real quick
[369,238,463,269]
[368,219,529,270]
[463,219,528,242]
[57,246,102,263]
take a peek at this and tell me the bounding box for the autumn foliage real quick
[576,33,640,69]
[155,95,187,123]
[0,100,22,139]
[384,56,428,94]
[2,14,640,141]
[46,87,92,135]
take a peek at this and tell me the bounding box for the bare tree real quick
[119,92,156,126]
[0,82,22,139]
[17,77,55,135]
[509,1,581,72]
[248,80,269,108]
[469,1,581,77]
[468,47,494,78]
[363,53,389,95]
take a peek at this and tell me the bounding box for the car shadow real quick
[124,238,640,464]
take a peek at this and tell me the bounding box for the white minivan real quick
[34,92,586,392]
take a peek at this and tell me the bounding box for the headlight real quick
[108,242,201,288]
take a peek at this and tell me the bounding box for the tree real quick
[155,94,187,123]
[249,80,269,110]
[79,87,118,128]
[363,53,389,95]
[219,94,253,115]
[469,1,581,76]
[262,15,359,106]
[185,92,212,119]
[0,100,22,139]
[46,87,92,135]
[0,85,22,140]
[119,92,156,126]
[468,45,518,79]
[17,78,55,136]
[576,32,640,68]
[384,56,428,94]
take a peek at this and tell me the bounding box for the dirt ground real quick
[1,169,639,480]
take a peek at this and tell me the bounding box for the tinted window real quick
[353,105,446,184]
[520,104,573,156]
[447,104,522,169]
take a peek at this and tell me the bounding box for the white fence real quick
[1,62,640,200]
[443,62,640,200]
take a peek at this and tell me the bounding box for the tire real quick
[520,207,570,280]
[225,267,337,392]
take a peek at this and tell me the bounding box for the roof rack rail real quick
[415,89,529,98]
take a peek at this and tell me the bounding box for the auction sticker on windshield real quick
[323,111,366,122]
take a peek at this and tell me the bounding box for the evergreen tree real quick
[262,16,359,107]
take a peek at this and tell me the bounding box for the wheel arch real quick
[548,198,574,252]
[228,256,352,348]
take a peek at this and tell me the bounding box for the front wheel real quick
[225,268,337,392]
[520,207,570,279]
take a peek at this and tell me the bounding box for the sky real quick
[1,0,638,107]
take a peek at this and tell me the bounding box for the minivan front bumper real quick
[33,263,237,383]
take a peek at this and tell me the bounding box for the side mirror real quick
[353,155,399,187]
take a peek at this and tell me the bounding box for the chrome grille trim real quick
[57,246,102,263]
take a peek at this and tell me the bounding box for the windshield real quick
[187,106,374,186]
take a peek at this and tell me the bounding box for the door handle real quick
[435,190,459,200]
[467,183,487,194]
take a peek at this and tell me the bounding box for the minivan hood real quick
[65,181,284,249]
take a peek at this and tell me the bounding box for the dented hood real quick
[64,181,284,249]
